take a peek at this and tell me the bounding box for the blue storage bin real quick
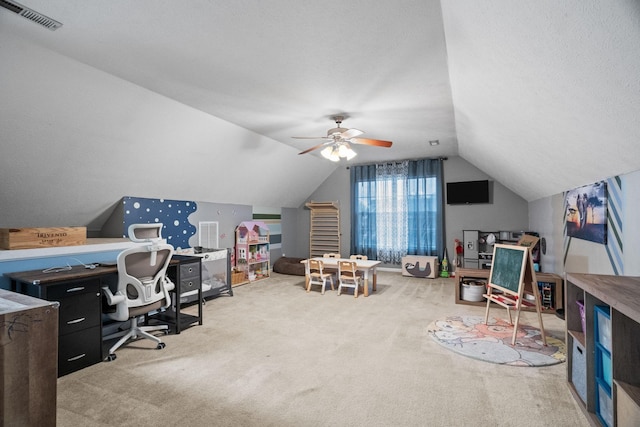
[596,346,612,388]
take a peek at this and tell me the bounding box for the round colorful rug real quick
[427,315,566,366]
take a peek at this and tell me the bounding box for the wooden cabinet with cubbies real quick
[565,273,640,427]
[455,267,563,314]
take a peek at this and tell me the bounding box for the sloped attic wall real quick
[441,1,640,202]
[0,31,336,233]
[530,169,640,277]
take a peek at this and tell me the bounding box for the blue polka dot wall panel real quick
[122,196,197,250]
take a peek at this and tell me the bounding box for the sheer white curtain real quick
[376,161,409,264]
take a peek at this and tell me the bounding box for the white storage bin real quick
[571,340,587,403]
[401,256,438,278]
[597,383,613,427]
[461,281,486,302]
[595,305,612,352]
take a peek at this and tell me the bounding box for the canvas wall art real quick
[565,181,607,244]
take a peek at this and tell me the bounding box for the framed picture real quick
[564,181,607,244]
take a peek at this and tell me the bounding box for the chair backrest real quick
[308,259,324,274]
[128,223,163,242]
[323,253,341,259]
[339,260,358,279]
[109,224,175,321]
[350,254,368,261]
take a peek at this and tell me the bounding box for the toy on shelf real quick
[235,221,270,284]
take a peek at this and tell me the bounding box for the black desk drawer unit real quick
[154,256,202,334]
[59,325,102,375]
[179,261,200,294]
[16,273,102,377]
[45,278,103,376]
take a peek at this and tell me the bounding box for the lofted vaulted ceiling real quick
[2,0,640,207]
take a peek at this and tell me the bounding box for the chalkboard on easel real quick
[488,244,529,295]
[484,243,546,346]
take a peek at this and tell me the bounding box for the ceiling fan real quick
[293,116,393,161]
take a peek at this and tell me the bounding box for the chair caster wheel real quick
[163,329,170,335]
[157,342,166,350]
[107,353,117,361]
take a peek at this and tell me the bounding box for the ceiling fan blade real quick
[298,142,331,155]
[340,128,364,139]
[351,138,393,148]
[292,136,330,140]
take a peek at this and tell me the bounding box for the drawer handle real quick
[188,267,193,273]
[66,286,85,293]
[67,353,86,362]
[67,317,86,325]
[186,281,193,287]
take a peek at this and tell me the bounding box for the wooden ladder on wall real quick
[306,201,340,258]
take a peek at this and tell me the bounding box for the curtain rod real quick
[346,156,447,168]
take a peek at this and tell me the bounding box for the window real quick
[350,159,443,264]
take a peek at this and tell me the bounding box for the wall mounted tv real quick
[446,180,490,204]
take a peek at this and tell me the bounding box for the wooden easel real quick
[483,238,546,346]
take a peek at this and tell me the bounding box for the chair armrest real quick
[101,286,126,306]
[162,275,175,292]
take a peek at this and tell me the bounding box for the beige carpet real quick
[57,272,589,427]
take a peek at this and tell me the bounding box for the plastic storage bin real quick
[597,382,613,427]
[596,347,612,387]
[595,305,612,352]
[571,339,587,403]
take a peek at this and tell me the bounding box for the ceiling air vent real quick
[0,0,62,30]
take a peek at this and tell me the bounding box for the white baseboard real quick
[378,267,402,272]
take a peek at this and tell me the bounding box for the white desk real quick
[301,257,381,297]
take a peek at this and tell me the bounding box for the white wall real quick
[529,169,640,277]
[299,167,351,258]
[0,31,336,233]
[529,196,562,274]
[623,172,640,276]
[444,156,529,249]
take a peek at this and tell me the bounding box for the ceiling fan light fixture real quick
[338,143,357,160]
[320,143,357,161]
[294,115,391,158]
[321,146,340,162]
[345,148,357,160]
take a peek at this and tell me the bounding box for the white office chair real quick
[337,260,362,298]
[102,224,175,361]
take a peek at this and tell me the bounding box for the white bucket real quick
[461,281,486,302]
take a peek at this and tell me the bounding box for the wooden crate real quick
[0,227,86,250]
[231,270,247,286]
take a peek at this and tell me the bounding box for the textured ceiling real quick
[3,0,640,202]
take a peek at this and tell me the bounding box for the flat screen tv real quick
[446,180,490,204]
